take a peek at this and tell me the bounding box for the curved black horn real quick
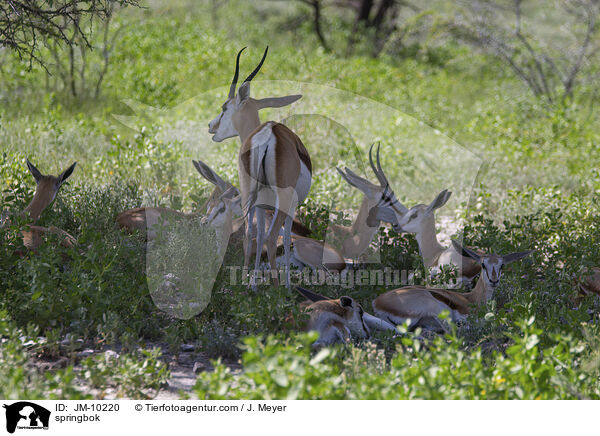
[368,143,379,182]
[369,143,388,187]
[229,47,247,98]
[242,46,269,85]
[375,143,391,188]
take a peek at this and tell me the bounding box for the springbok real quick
[202,196,318,268]
[372,240,533,332]
[573,267,600,304]
[372,161,481,285]
[198,190,339,272]
[1,159,77,253]
[295,287,370,347]
[199,144,406,274]
[208,46,311,289]
[330,143,408,263]
[296,286,397,334]
[117,160,241,241]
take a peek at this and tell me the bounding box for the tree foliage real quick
[452,0,600,103]
[0,0,138,68]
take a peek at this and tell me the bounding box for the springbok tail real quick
[242,140,271,218]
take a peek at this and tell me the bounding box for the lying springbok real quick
[1,159,77,253]
[208,46,311,289]
[295,287,370,347]
[296,286,397,335]
[372,240,533,332]
[375,174,481,285]
[117,160,241,241]
[331,143,408,263]
[573,267,600,304]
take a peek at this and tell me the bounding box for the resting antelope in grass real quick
[1,160,77,253]
[372,240,533,332]
[208,46,311,289]
[371,162,481,285]
[117,159,242,241]
[573,267,600,305]
[295,287,371,347]
[330,143,408,264]
[296,286,397,335]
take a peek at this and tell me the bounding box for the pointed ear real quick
[237,82,251,104]
[256,94,302,109]
[193,159,230,192]
[503,250,534,264]
[340,296,353,307]
[58,162,77,186]
[219,186,239,200]
[452,239,481,263]
[296,286,330,302]
[26,159,43,183]
[425,189,451,216]
[336,167,379,198]
[336,167,356,187]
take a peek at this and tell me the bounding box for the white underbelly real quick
[295,162,311,205]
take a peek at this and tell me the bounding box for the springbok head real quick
[192,159,239,210]
[452,240,533,291]
[389,189,452,234]
[296,287,370,340]
[200,187,242,228]
[208,46,302,142]
[336,143,408,228]
[339,296,370,339]
[24,159,77,221]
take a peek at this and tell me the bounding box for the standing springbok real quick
[372,240,533,332]
[117,159,241,241]
[208,46,311,289]
[1,159,77,252]
[202,143,407,274]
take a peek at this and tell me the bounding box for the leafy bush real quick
[0,314,89,399]
[195,320,600,400]
[1,0,599,400]
[81,348,169,399]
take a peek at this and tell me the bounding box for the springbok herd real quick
[3,47,599,347]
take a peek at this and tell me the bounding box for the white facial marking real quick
[482,257,503,287]
[346,303,369,339]
[210,99,238,142]
[201,200,227,227]
[396,206,425,233]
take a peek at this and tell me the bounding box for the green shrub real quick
[195,319,600,400]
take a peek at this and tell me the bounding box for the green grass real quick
[0,0,599,399]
